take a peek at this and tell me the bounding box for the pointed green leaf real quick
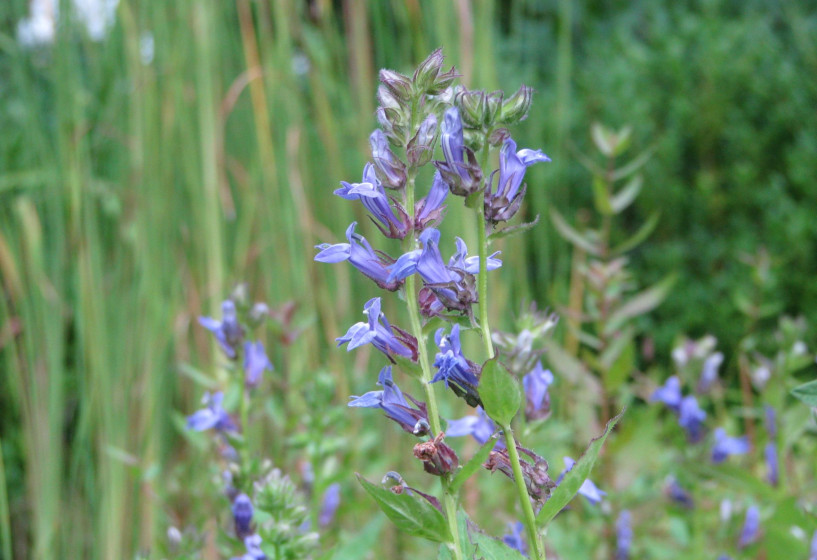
[610,175,643,213]
[611,145,656,181]
[602,334,636,392]
[479,358,522,426]
[605,275,676,335]
[536,409,625,528]
[611,211,660,255]
[541,339,592,383]
[549,209,601,256]
[791,380,817,407]
[449,435,498,494]
[487,215,540,243]
[456,509,527,560]
[592,175,614,216]
[357,475,451,543]
[393,354,424,380]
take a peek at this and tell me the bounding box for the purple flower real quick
[336,298,417,361]
[664,476,694,508]
[435,107,482,196]
[199,300,244,359]
[232,493,254,539]
[764,442,778,486]
[764,404,777,438]
[414,172,449,230]
[446,406,500,447]
[235,534,266,560]
[558,457,606,504]
[431,324,482,407]
[448,237,502,275]
[187,392,236,432]
[315,222,401,291]
[485,137,550,223]
[334,163,409,239]
[348,366,428,433]
[243,341,272,388]
[523,362,554,421]
[616,510,633,560]
[370,129,406,188]
[711,428,750,463]
[697,351,723,393]
[651,376,682,412]
[502,522,528,557]
[738,505,760,548]
[809,529,817,560]
[319,483,341,527]
[678,395,707,442]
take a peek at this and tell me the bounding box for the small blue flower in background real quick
[369,129,406,188]
[319,483,341,528]
[764,442,778,486]
[502,521,528,557]
[334,163,409,239]
[523,362,554,421]
[446,406,501,448]
[200,300,244,359]
[651,376,682,412]
[696,351,723,393]
[187,392,236,432]
[711,428,750,463]
[348,366,428,433]
[485,137,550,223]
[558,457,606,504]
[615,510,633,560]
[336,298,416,361]
[232,493,254,539]
[431,324,481,403]
[809,529,817,560]
[738,505,760,548]
[232,534,266,560]
[664,476,694,508]
[678,395,707,442]
[764,404,777,437]
[243,341,272,388]
[315,222,402,291]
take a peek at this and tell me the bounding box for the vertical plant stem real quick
[502,426,545,560]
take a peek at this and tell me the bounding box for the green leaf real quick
[541,339,593,384]
[605,275,675,335]
[449,435,498,494]
[610,175,643,213]
[456,509,527,560]
[611,144,656,181]
[487,214,540,243]
[549,209,601,256]
[599,328,635,392]
[591,175,614,216]
[611,211,660,255]
[393,354,424,380]
[479,358,522,426]
[791,379,817,407]
[356,474,451,543]
[536,409,625,528]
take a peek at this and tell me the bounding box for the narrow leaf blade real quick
[549,209,601,256]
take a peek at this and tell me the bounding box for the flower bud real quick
[376,107,407,146]
[379,69,413,102]
[413,48,444,94]
[377,84,402,111]
[499,85,534,125]
[370,129,407,189]
[484,90,504,126]
[457,89,486,128]
[406,114,437,167]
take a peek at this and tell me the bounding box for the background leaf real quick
[479,359,522,427]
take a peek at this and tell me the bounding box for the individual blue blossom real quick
[336,298,417,361]
[334,163,409,239]
[315,223,401,291]
[370,129,406,188]
[523,361,554,421]
[809,529,817,560]
[484,137,550,223]
[348,366,428,433]
[231,534,266,560]
[232,493,254,539]
[558,457,606,504]
[615,510,633,560]
[187,392,236,432]
[414,171,449,230]
[711,428,750,463]
[199,300,244,359]
[243,341,272,388]
[678,395,707,442]
[651,376,682,412]
[764,404,777,437]
[435,107,482,196]
[319,483,341,528]
[448,237,502,274]
[697,351,723,393]
[764,442,778,486]
[431,324,482,407]
[738,505,760,548]
[446,406,502,448]
[664,476,694,508]
[502,522,528,557]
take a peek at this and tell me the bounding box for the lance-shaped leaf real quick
[449,435,499,493]
[393,354,424,380]
[357,475,451,543]
[610,175,643,213]
[536,409,625,528]
[611,145,656,181]
[611,211,660,255]
[592,175,614,216]
[605,275,676,335]
[479,358,522,426]
[549,208,601,256]
[487,215,540,243]
[791,380,817,407]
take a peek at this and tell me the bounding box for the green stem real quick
[476,143,494,359]
[502,425,545,560]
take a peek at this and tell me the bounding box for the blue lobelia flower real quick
[435,107,482,196]
[233,534,266,560]
[502,522,528,557]
[711,428,750,463]
[199,300,244,359]
[485,137,550,223]
[448,236,502,275]
[738,505,760,548]
[446,406,501,448]
[414,172,449,231]
[370,129,406,189]
[187,392,236,432]
[315,222,402,291]
[243,341,272,388]
[523,361,554,421]
[558,457,606,504]
[678,395,707,442]
[764,442,778,486]
[431,324,482,407]
[232,493,254,539]
[809,529,817,560]
[348,366,428,433]
[319,483,341,528]
[664,476,694,508]
[764,404,777,437]
[651,376,682,412]
[615,510,633,560]
[334,163,409,239]
[697,351,723,393]
[336,298,417,361]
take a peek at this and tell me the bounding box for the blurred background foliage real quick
[0,0,815,558]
